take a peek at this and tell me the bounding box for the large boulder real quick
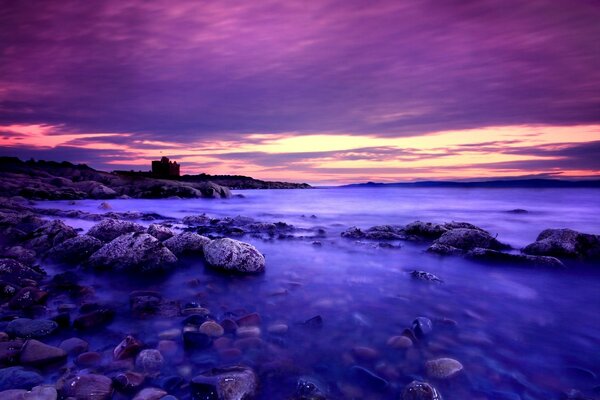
[0,259,44,286]
[163,232,210,256]
[433,228,508,251]
[203,238,265,273]
[88,233,177,273]
[87,219,145,242]
[191,366,258,400]
[23,220,77,252]
[45,235,103,264]
[523,228,600,260]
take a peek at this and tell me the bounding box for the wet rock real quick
[6,319,58,339]
[19,340,66,366]
[466,248,565,268]
[182,215,211,226]
[387,335,413,349]
[348,366,388,391]
[163,232,210,256]
[426,243,464,256]
[403,221,448,239]
[0,340,24,364]
[236,326,261,338]
[133,388,167,400]
[190,365,258,400]
[523,228,600,260]
[341,227,365,239]
[87,219,145,242]
[136,349,164,373]
[114,371,145,392]
[434,228,508,251]
[61,374,113,400]
[295,376,327,400]
[203,238,265,273]
[114,335,143,360]
[73,307,115,330]
[75,351,102,368]
[425,358,463,379]
[8,288,48,310]
[2,247,36,266]
[147,224,175,241]
[45,235,103,264]
[21,385,58,400]
[220,319,238,334]
[236,313,261,327]
[0,282,20,301]
[0,259,44,286]
[410,270,443,283]
[199,321,224,338]
[88,233,178,273]
[23,220,77,252]
[402,380,442,400]
[0,367,43,391]
[412,317,433,338]
[364,225,405,240]
[59,337,88,356]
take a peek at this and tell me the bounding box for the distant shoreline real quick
[337,178,600,189]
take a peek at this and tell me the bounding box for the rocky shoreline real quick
[0,196,598,399]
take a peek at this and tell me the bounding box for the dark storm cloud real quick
[0,0,599,142]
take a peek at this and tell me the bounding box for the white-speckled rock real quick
[425,357,463,379]
[203,238,265,273]
[163,232,210,256]
[87,219,145,242]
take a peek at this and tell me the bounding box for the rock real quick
[7,319,58,339]
[61,374,113,400]
[190,366,258,400]
[403,221,448,239]
[466,248,565,268]
[295,377,327,400]
[73,307,115,330]
[163,232,210,256]
[59,337,88,356]
[425,358,464,379]
[0,340,24,364]
[0,259,44,286]
[352,346,379,361]
[364,225,405,240]
[114,335,143,360]
[75,352,102,368]
[236,326,261,338]
[114,371,145,392]
[133,388,167,400]
[507,209,528,214]
[147,224,175,241]
[135,349,164,373]
[203,238,265,273]
[87,219,145,242]
[130,291,180,318]
[23,385,58,400]
[45,235,103,264]
[412,317,433,338]
[236,313,261,327]
[199,321,224,338]
[23,220,77,252]
[302,315,323,329]
[182,215,211,226]
[410,270,443,283]
[8,288,48,310]
[426,243,464,256]
[341,227,365,239]
[434,228,508,251]
[88,233,177,273]
[523,228,600,260]
[402,380,442,400]
[348,366,388,391]
[0,367,43,391]
[267,323,288,335]
[387,335,413,349]
[19,340,66,366]
[2,247,36,266]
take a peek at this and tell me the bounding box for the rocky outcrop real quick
[45,235,103,264]
[23,220,77,252]
[163,232,210,256]
[523,228,600,260]
[467,248,565,268]
[433,228,508,251]
[203,238,265,273]
[88,233,178,272]
[87,219,145,242]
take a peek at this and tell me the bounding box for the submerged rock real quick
[402,380,442,400]
[425,358,463,379]
[523,228,600,260]
[135,349,164,373]
[88,233,177,272]
[190,366,258,400]
[87,219,145,242]
[203,238,265,273]
[410,270,443,283]
[45,235,103,264]
[163,232,210,256]
[466,248,565,268]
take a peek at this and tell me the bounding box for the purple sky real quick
[1,0,599,182]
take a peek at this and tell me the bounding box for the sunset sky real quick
[1,1,599,184]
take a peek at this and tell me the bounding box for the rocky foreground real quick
[0,196,598,399]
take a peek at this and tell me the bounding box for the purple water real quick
[35,188,600,399]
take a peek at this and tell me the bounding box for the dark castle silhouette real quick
[152,156,180,177]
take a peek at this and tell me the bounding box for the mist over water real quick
[36,188,600,399]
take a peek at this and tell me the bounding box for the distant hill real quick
[341,179,600,189]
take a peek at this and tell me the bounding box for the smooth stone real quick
[402,380,443,400]
[219,319,238,334]
[75,352,102,367]
[0,367,44,391]
[114,371,145,392]
[412,317,433,338]
[157,340,178,356]
[236,313,261,327]
[190,365,258,400]
[267,323,288,335]
[236,326,261,338]
[203,238,265,273]
[23,385,57,400]
[158,329,181,340]
[425,358,464,379]
[114,335,143,360]
[198,321,224,338]
[59,337,89,356]
[132,387,167,400]
[136,349,164,373]
[387,335,413,349]
[6,319,57,339]
[352,346,379,361]
[19,340,67,366]
[62,374,113,400]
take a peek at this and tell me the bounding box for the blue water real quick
[34,188,600,399]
